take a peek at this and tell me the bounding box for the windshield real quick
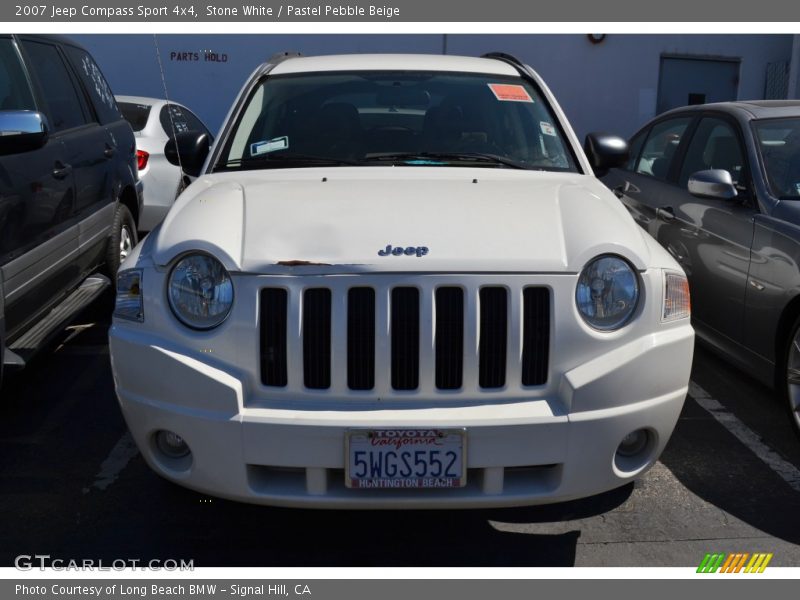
[118,102,151,132]
[754,118,800,199]
[215,71,578,172]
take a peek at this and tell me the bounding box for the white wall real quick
[74,34,793,140]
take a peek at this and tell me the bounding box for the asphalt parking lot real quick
[1,292,799,568]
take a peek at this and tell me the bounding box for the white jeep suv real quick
[109,52,694,508]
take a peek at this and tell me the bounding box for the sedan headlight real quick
[167,253,234,329]
[576,255,639,331]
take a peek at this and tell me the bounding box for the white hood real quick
[152,167,652,274]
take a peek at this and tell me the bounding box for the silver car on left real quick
[117,96,212,231]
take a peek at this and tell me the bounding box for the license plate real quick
[345,428,466,489]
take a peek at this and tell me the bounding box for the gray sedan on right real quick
[601,100,800,438]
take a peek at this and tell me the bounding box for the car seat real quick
[308,102,365,160]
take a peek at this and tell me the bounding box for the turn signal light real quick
[663,272,690,322]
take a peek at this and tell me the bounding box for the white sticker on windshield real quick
[540,122,556,137]
[251,136,289,156]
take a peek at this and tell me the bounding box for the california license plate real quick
[345,428,466,489]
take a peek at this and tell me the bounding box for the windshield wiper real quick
[365,151,530,170]
[218,152,362,170]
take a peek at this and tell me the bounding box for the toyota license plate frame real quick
[345,428,467,489]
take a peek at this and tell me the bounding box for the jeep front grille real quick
[260,288,288,387]
[522,287,550,386]
[259,281,550,394]
[302,288,332,389]
[347,287,375,391]
[478,287,508,388]
[435,287,464,390]
[391,287,420,391]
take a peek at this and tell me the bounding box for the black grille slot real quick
[347,287,375,390]
[478,287,507,389]
[391,287,419,390]
[303,288,331,389]
[435,287,464,390]
[522,287,550,386]
[260,288,288,387]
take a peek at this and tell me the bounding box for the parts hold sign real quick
[170,50,229,63]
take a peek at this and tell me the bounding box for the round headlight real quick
[575,255,639,331]
[167,253,234,329]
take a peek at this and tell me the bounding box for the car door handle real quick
[656,206,675,222]
[104,146,116,159]
[612,185,625,199]
[52,162,72,180]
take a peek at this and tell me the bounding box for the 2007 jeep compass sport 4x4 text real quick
[109,52,694,508]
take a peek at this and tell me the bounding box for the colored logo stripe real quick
[697,553,773,573]
[697,553,725,573]
[745,553,773,573]
[720,553,749,573]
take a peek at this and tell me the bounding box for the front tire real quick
[104,203,138,280]
[783,316,800,440]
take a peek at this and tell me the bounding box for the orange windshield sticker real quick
[488,83,533,103]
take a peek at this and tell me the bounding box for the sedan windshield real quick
[754,118,800,199]
[215,71,578,172]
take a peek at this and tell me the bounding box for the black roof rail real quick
[481,52,528,72]
[267,51,302,64]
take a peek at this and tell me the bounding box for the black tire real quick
[782,315,800,440]
[104,203,138,280]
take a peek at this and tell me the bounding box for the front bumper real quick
[109,322,693,509]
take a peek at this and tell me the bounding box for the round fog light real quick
[617,429,649,457]
[155,430,190,459]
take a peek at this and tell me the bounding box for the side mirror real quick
[165,131,210,178]
[584,132,629,176]
[0,111,49,155]
[688,169,738,200]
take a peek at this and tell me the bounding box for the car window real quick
[160,104,209,138]
[218,71,579,172]
[118,102,151,132]
[63,46,122,125]
[754,118,800,200]
[678,117,745,188]
[626,129,647,171]
[21,40,88,132]
[635,117,692,180]
[0,38,35,111]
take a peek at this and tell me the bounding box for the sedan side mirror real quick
[688,169,738,200]
[0,111,49,155]
[165,131,210,178]
[584,132,629,177]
